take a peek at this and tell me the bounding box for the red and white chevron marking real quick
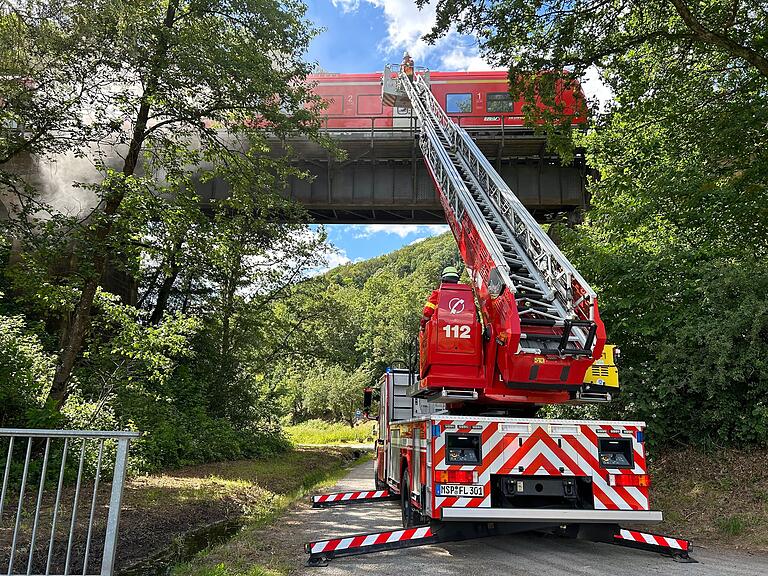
[308,526,433,555]
[432,419,650,514]
[312,490,390,505]
[615,529,690,551]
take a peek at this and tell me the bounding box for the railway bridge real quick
[199,115,588,223]
[4,120,587,225]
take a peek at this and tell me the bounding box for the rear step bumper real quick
[440,508,663,523]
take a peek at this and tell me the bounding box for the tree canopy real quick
[0,0,336,469]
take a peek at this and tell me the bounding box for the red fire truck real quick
[305,68,693,566]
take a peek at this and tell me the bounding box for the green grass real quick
[284,419,376,445]
[716,515,750,537]
[171,452,372,576]
[173,561,283,576]
[646,447,768,550]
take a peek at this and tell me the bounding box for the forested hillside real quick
[270,233,459,426]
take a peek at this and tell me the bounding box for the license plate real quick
[436,484,484,498]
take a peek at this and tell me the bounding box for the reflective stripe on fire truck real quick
[433,420,650,513]
[615,529,691,552]
[308,526,434,555]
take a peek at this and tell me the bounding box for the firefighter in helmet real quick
[402,51,415,82]
[420,266,460,329]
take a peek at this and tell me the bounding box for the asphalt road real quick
[298,461,768,576]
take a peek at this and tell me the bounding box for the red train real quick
[308,70,586,129]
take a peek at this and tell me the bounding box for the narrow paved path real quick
[297,461,767,576]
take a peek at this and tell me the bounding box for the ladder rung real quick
[522,333,579,342]
[520,318,563,327]
[522,347,592,357]
[517,302,558,311]
[510,274,537,285]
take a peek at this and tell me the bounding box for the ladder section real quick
[399,72,603,360]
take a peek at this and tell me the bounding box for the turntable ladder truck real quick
[305,67,693,566]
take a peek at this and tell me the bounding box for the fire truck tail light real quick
[609,474,651,487]
[436,470,475,483]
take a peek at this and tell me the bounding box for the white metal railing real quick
[0,429,139,576]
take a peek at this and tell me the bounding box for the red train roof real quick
[308,71,509,82]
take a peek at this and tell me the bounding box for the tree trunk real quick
[666,0,768,78]
[48,1,179,407]
[136,264,164,309]
[149,237,184,324]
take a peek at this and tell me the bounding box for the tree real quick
[1,0,324,407]
[420,0,768,446]
[423,0,768,154]
[304,363,371,427]
[0,308,56,427]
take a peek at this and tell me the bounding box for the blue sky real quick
[303,0,494,269]
[302,1,611,270]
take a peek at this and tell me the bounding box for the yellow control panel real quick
[583,344,620,389]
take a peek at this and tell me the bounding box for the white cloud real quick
[324,250,353,269]
[581,65,614,113]
[311,245,352,276]
[409,236,427,245]
[423,224,450,234]
[352,224,449,238]
[331,0,494,71]
[366,0,438,60]
[440,43,502,72]
[331,0,360,13]
[356,224,420,238]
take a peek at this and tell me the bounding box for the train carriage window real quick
[486,92,514,113]
[323,95,343,115]
[357,94,383,115]
[446,93,472,113]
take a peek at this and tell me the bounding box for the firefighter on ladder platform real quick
[421,266,460,329]
[402,51,415,82]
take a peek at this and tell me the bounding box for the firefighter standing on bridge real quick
[420,266,460,329]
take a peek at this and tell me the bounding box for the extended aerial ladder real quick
[385,67,610,406]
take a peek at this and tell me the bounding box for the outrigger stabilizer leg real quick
[601,526,695,562]
[305,521,551,567]
[311,489,399,507]
[305,519,695,566]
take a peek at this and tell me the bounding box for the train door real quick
[392,103,416,129]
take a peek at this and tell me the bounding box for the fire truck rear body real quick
[376,370,659,525]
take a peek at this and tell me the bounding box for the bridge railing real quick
[0,428,139,576]
[315,114,529,133]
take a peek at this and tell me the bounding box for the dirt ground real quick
[649,447,768,551]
